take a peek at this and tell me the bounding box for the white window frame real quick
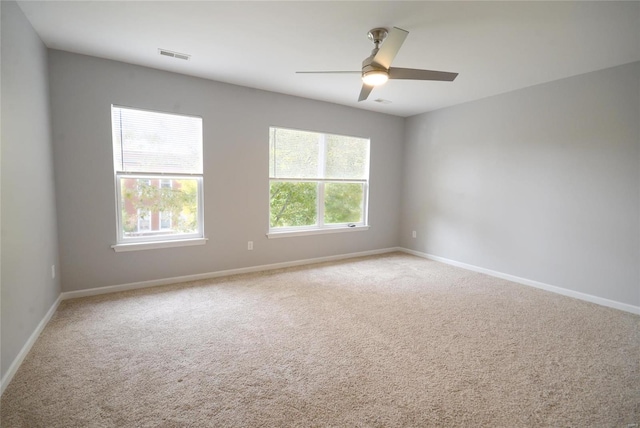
[111,105,206,251]
[267,127,370,238]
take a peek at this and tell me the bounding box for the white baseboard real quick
[1,294,63,395]
[61,247,403,300]
[400,248,640,315]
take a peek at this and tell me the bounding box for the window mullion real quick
[116,172,200,179]
[269,177,366,183]
[317,181,325,227]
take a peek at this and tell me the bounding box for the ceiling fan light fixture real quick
[362,69,389,86]
[296,27,457,102]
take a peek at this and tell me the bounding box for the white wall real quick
[48,50,405,292]
[1,1,61,378]
[401,62,640,307]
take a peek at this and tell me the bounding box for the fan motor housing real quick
[362,55,387,74]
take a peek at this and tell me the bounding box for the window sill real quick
[266,225,370,239]
[112,238,208,252]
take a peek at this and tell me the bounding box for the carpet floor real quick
[1,253,639,427]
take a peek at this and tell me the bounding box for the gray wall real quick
[1,2,61,378]
[5,11,637,383]
[401,62,640,307]
[48,50,405,292]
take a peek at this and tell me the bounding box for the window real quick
[159,211,172,230]
[137,209,151,232]
[268,127,369,235]
[111,106,204,247]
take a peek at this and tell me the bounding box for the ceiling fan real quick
[296,27,459,102]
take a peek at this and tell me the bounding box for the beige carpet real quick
[1,253,639,427]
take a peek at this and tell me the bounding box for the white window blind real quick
[269,127,369,180]
[112,106,203,174]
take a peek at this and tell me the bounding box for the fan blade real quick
[389,67,458,81]
[372,27,409,69]
[358,84,374,102]
[296,71,360,74]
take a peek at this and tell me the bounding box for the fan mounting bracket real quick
[367,28,388,46]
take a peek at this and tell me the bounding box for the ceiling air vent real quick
[158,49,190,61]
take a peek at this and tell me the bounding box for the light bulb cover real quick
[362,70,389,86]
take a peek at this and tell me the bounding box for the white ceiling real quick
[17,1,640,117]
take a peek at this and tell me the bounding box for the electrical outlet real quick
[412,231,417,238]
[51,265,56,279]
[248,241,253,251]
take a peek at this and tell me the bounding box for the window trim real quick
[266,225,370,239]
[111,237,208,252]
[111,105,205,250]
